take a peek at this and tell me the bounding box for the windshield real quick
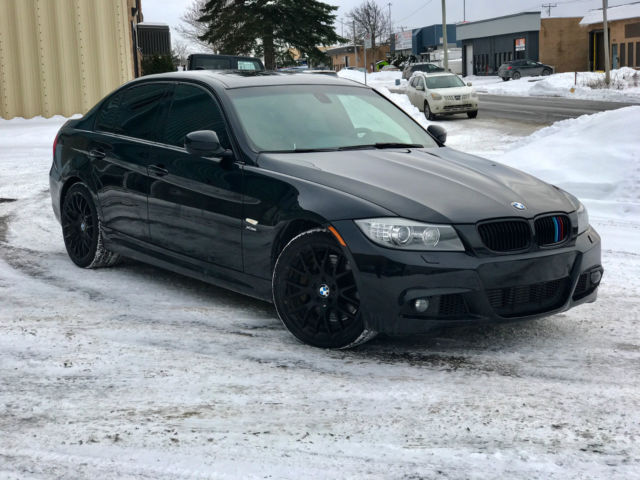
[425,75,465,89]
[227,85,438,152]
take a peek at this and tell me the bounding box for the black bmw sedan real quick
[50,71,602,348]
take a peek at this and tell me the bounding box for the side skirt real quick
[104,228,273,302]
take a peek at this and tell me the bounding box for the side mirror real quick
[466,82,472,87]
[185,130,230,158]
[427,124,447,144]
[416,85,425,91]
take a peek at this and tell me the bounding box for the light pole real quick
[441,0,448,71]
[603,0,610,86]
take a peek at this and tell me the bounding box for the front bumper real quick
[332,220,602,334]
[431,99,478,114]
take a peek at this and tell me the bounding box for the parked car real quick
[402,62,444,80]
[407,72,479,119]
[381,65,400,71]
[187,53,265,71]
[50,71,602,349]
[498,59,553,81]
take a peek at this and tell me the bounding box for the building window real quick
[625,22,640,38]
[620,43,626,67]
[637,42,640,67]
[629,43,634,67]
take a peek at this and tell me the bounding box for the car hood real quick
[257,148,577,224]
[430,86,474,96]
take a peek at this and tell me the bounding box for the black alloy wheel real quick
[467,110,478,119]
[61,183,119,268]
[512,71,521,80]
[542,69,551,76]
[424,101,435,121]
[501,77,509,82]
[273,230,375,348]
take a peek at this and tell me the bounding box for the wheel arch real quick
[271,218,324,274]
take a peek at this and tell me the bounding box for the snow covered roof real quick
[579,3,640,25]
[137,21,169,27]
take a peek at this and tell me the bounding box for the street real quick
[477,93,639,123]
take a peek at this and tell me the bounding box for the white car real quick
[406,72,478,120]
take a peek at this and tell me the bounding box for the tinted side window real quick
[119,84,167,141]
[163,84,230,149]
[95,91,124,134]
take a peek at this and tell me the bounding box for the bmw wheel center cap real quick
[511,202,526,210]
[318,284,330,298]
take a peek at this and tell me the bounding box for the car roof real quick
[128,70,366,89]
[413,71,456,78]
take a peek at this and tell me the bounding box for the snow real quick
[2,107,640,478]
[338,68,407,90]
[580,4,640,25]
[466,68,640,103]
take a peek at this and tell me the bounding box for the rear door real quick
[92,82,169,240]
[146,83,244,270]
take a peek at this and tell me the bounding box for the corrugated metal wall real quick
[0,0,135,119]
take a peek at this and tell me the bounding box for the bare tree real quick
[347,0,389,49]
[175,0,217,52]
[172,39,190,69]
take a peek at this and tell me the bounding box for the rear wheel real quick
[501,77,509,82]
[61,183,120,268]
[467,110,478,119]
[542,69,551,76]
[273,229,376,348]
[512,71,521,80]
[424,101,435,120]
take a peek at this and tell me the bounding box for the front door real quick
[466,44,473,76]
[147,83,243,271]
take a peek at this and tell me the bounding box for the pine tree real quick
[197,0,343,69]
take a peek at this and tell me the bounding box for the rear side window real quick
[162,84,230,149]
[237,60,261,71]
[95,83,167,141]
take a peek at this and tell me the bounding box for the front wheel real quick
[61,183,120,268]
[272,229,376,349]
[467,110,478,119]
[424,101,436,120]
[542,69,551,76]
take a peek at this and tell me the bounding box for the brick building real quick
[325,44,390,71]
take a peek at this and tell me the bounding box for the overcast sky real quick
[141,0,633,51]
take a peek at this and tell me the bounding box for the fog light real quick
[590,270,602,285]
[413,298,430,313]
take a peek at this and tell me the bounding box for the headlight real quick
[355,218,465,251]
[431,93,443,100]
[577,202,589,234]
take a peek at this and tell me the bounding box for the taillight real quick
[507,66,512,70]
[53,132,60,158]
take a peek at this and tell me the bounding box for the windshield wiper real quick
[338,143,423,151]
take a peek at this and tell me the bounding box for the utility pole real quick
[463,0,466,22]
[353,20,359,69]
[542,3,557,16]
[441,0,448,71]
[603,0,610,85]
[388,2,392,46]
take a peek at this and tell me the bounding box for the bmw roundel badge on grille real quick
[511,202,527,210]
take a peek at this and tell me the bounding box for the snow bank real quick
[468,68,640,103]
[497,106,640,221]
[337,69,406,90]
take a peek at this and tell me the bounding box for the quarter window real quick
[162,84,230,149]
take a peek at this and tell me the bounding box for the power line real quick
[542,3,558,16]
[396,0,434,24]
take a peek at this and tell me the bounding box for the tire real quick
[467,110,478,119]
[501,77,509,82]
[542,69,551,76]
[424,101,435,120]
[61,183,120,268]
[272,229,376,349]
[512,71,521,80]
